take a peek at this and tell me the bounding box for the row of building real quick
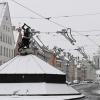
[0,2,100,83]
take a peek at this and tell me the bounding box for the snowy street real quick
[73,83,100,100]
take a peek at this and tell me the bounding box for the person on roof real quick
[18,23,32,51]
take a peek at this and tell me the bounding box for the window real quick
[0,46,1,55]
[6,26,7,31]
[1,46,2,55]
[9,37,12,44]
[4,47,5,56]
[9,49,10,57]
[2,47,4,56]
[3,34,5,42]
[3,25,5,30]
[6,48,8,57]
[0,33,2,41]
[98,58,99,68]
[1,33,2,41]
[5,35,7,43]
[8,36,10,44]
[6,36,8,43]
[8,28,10,32]
[5,16,8,21]
[11,50,13,57]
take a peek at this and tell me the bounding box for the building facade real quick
[93,47,100,69]
[76,59,95,81]
[0,2,14,65]
[93,54,100,69]
[95,70,100,83]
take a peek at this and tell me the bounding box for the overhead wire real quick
[73,30,100,47]
[10,0,45,19]
[39,31,100,37]
[72,29,100,33]
[10,12,100,19]
[11,17,43,19]
[9,0,100,34]
[49,12,100,19]
[56,12,100,18]
[10,0,67,29]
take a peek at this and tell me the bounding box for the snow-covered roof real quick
[0,54,65,74]
[0,2,7,25]
[0,83,84,100]
[37,33,83,57]
[0,95,85,100]
[0,83,79,95]
[38,33,73,50]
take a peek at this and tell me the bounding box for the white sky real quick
[3,0,100,58]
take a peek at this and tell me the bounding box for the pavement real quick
[72,83,100,100]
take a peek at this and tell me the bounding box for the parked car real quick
[73,80,79,84]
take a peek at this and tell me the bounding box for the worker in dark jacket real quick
[18,23,32,51]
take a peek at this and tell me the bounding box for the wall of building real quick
[0,3,14,65]
[93,55,100,69]
[79,59,95,81]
